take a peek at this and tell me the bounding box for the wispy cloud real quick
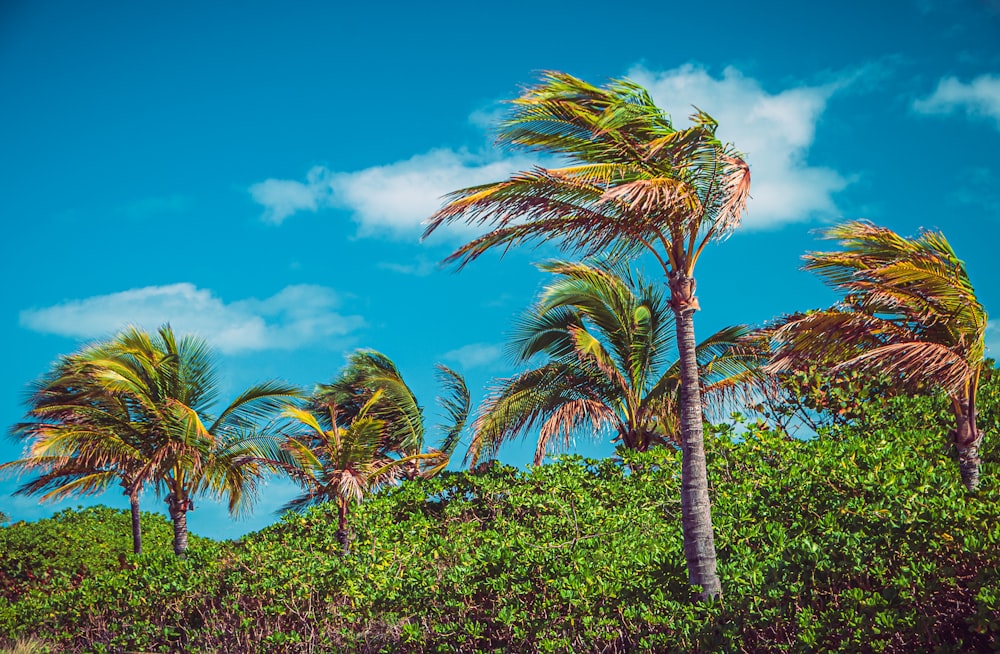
[118,194,191,219]
[442,342,504,370]
[250,168,329,225]
[629,64,851,229]
[20,283,365,354]
[913,74,1000,128]
[378,256,439,276]
[951,166,1000,218]
[249,150,537,238]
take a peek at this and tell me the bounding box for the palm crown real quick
[470,259,765,467]
[768,221,988,490]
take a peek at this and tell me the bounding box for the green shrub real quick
[2,382,998,652]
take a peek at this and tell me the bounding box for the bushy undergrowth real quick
[1,391,998,653]
[0,506,206,605]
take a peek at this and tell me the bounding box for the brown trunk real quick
[336,497,350,556]
[952,391,982,492]
[129,491,142,555]
[167,495,190,557]
[669,272,722,601]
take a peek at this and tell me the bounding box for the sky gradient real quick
[2,0,998,539]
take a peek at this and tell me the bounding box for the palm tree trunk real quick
[952,390,982,492]
[670,272,722,601]
[336,497,350,556]
[129,491,142,555]
[167,495,190,557]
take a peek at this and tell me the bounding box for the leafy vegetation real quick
[0,506,205,605]
[2,375,997,652]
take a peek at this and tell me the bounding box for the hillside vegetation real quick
[1,380,998,653]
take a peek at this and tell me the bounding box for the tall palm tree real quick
[315,350,470,478]
[469,259,765,467]
[4,354,165,554]
[768,221,989,490]
[423,72,750,599]
[91,325,301,555]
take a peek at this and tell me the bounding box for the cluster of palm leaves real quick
[264,351,469,552]
[468,259,766,468]
[765,221,988,490]
[4,326,300,555]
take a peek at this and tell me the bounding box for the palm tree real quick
[767,221,989,490]
[423,72,750,599]
[93,325,302,555]
[269,393,428,554]
[8,325,301,556]
[468,259,764,467]
[315,350,470,478]
[4,355,163,554]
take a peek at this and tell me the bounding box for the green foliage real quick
[753,364,895,435]
[0,506,203,604]
[1,386,998,652]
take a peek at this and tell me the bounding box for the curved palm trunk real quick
[952,386,982,492]
[670,273,722,601]
[167,495,191,557]
[128,490,142,555]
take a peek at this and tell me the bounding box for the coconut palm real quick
[93,325,302,554]
[10,325,301,556]
[4,358,156,554]
[468,259,765,467]
[423,72,750,599]
[315,350,470,478]
[271,392,437,554]
[767,221,989,490]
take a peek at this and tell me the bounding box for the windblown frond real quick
[772,221,987,396]
[423,71,750,277]
[470,260,767,465]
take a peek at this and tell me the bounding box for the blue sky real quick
[2,1,998,539]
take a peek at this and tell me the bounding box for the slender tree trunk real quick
[336,497,350,556]
[669,272,722,601]
[952,390,982,492]
[167,495,190,557]
[129,490,142,555]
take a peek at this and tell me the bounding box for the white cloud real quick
[249,167,331,225]
[249,150,537,238]
[628,64,850,229]
[252,64,854,235]
[442,343,504,370]
[20,283,365,354]
[913,74,1000,128]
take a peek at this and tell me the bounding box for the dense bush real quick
[0,506,205,604]
[1,385,998,652]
